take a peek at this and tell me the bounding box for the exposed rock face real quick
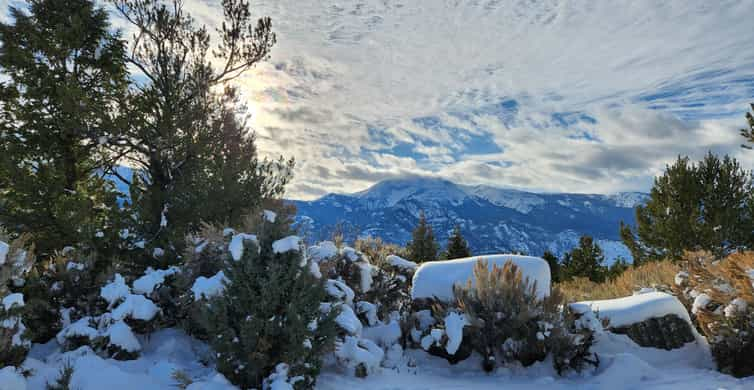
[610,314,695,350]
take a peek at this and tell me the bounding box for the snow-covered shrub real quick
[198,219,337,389]
[679,251,754,377]
[427,259,598,374]
[0,232,33,366]
[53,270,162,360]
[318,246,412,325]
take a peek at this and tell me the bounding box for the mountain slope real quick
[292,177,647,263]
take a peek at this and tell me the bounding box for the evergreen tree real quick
[740,103,754,149]
[561,236,606,283]
[111,0,283,255]
[606,257,630,281]
[0,0,128,256]
[407,211,438,263]
[542,250,560,283]
[200,216,336,389]
[195,86,293,228]
[445,225,471,260]
[621,153,754,263]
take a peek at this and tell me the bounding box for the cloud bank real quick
[4,0,754,199]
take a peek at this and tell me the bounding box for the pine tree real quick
[200,216,336,389]
[0,0,128,257]
[606,257,630,281]
[740,103,754,149]
[110,0,282,255]
[445,225,471,260]
[194,86,293,228]
[621,153,754,263]
[561,236,606,283]
[542,250,560,283]
[407,211,438,263]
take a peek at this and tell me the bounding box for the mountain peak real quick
[354,176,468,207]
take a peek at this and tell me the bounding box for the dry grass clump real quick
[354,236,407,269]
[678,251,754,377]
[558,260,679,302]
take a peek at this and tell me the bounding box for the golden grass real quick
[557,260,680,302]
[684,251,754,337]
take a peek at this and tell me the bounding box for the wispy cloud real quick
[4,0,753,199]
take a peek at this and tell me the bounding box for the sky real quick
[4,0,754,200]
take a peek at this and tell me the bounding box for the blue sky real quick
[4,0,754,199]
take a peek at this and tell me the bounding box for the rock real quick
[425,336,474,364]
[609,314,695,350]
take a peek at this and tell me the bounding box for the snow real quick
[159,205,168,227]
[341,247,360,261]
[0,240,9,265]
[263,209,277,223]
[12,319,754,390]
[66,262,85,271]
[309,261,322,278]
[272,235,302,254]
[229,233,258,261]
[132,267,180,295]
[356,301,379,326]
[335,304,363,335]
[571,292,693,328]
[110,294,159,322]
[0,366,25,390]
[106,321,141,352]
[325,279,355,305]
[264,363,294,390]
[2,293,24,310]
[411,255,551,301]
[724,298,747,318]
[56,317,98,346]
[335,336,385,375]
[465,186,545,214]
[191,271,228,300]
[100,274,131,307]
[357,262,374,292]
[362,320,402,347]
[443,312,468,355]
[675,271,689,286]
[386,255,418,271]
[691,293,711,315]
[307,241,338,261]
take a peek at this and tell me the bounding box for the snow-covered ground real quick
[8,326,751,390]
[319,333,751,390]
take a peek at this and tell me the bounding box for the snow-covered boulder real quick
[411,255,551,302]
[571,292,697,350]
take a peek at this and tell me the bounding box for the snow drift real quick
[411,254,551,301]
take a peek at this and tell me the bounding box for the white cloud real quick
[4,0,754,199]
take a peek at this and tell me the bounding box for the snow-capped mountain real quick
[292,177,649,264]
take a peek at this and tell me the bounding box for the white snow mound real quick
[272,235,302,254]
[411,254,551,301]
[571,291,692,328]
[386,255,417,271]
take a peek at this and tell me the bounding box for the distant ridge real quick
[292,177,648,264]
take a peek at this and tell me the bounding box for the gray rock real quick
[610,314,695,350]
